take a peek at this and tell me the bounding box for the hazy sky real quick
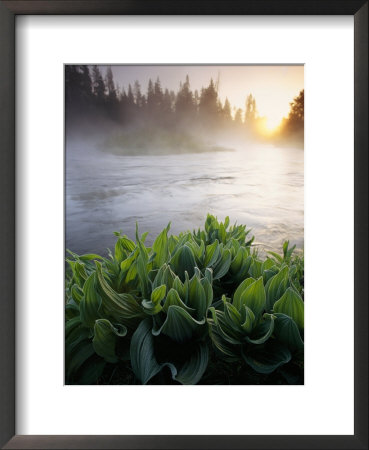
[108,65,304,129]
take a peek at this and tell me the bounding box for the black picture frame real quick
[0,1,367,449]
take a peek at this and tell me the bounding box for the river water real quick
[66,139,303,257]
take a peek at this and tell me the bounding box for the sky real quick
[107,65,304,129]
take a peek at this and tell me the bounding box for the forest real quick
[65,65,304,149]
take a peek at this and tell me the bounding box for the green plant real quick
[65,214,304,384]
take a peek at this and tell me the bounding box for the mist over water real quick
[66,136,303,257]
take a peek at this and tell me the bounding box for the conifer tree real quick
[91,65,105,103]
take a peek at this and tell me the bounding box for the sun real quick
[256,115,283,137]
[264,116,282,131]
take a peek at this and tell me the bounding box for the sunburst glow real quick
[264,116,282,131]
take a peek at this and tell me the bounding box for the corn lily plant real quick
[65,215,304,384]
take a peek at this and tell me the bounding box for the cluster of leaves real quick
[65,215,304,385]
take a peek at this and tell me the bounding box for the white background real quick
[16,16,354,435]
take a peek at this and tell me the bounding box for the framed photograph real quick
[0,1,367,449]
[64,62,305,388]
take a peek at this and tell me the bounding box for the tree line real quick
[66,65,261,130]
[65,65,303,141]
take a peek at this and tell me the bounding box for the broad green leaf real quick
[205,214,214,233]
[140,231,149,243]
[233,277,255,310]
[93,319,127,363]
[267,251,283,263]
[208,319,240,360]
[75,261,88,281]
[168,235,179,254]
[136,223,149,256]
[234,256,252,284]
[124,260,138,285]
[249,259,263,279]
[218,223,226,244]
[65,317,90,354]
[223,302,242,333]
[239,277,266,318]
[66,330,91,360]
[152,224,170,269]
[151,284,166,305]
[245,314,275,344]
[273,288,304,330]
[104,257,120,281]
[208,306,218,325]
[142,279,165,315]
[71,284,84,304]
[148,269,159,284]
[194,266,202,278]
[66,250,103,262]
[204,240,220,267]
[65,316,83,337]
[185,239,204,266]
[175,343,209,385]
[263,266,279,284]
[263,258,275,271]
[211,309,243,345]
[212,249,232,280]
[152,264,168,290]
[135,224,149,261]
[204,267,213,285]
[67,260,88,287]
[120,236,136,252]
[80,273,102,328]
[115,239,125,264]
[197,240,205,261]
[169,244,196,281]
[188,274,207,319]
[66,341,95,378]
[274,313,304,351]
[230,246,243,273]
[228,237,240,254]
[95,261,144,325]
[230,247,250,274]
[162,288,195,314]
[173,276,185,299]
[114,236,135,263]
[152,305,205,343]
[240,305,255,334]
[200,276,213,310]
[120,249,138,273]
[283,240,296,260]
[142,284,167,316]
[148,251,156,264]
[265,265,289,311]
[242,341,291,374]
[224,216,230,229]
[283,240,289,255]
[142,299,163,315]
[136,253,150,299]
[65,302,80,320]
[131,326,208,385]
[130,319,176,385]
[160,265,175,291]
[172,232,192,254]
